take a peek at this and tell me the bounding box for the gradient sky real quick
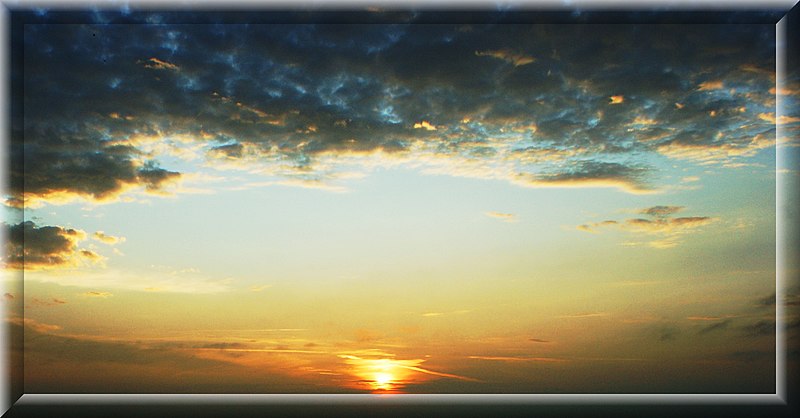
[4,14,800,394]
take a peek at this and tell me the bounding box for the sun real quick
[372,372,395,391]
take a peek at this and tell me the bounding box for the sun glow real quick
[373,372,396,391]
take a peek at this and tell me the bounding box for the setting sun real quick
[372,373,395,391]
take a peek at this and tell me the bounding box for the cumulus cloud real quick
[14,22,781,207]
[3,221,104,270]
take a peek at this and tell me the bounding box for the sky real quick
[3,13,800,394]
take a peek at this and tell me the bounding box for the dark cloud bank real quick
[13,21,783,205]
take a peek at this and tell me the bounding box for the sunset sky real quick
[3,14,800,394]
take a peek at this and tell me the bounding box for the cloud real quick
[697,319,732,335]
[516,161,653,194]
[15,23,781,207]
[640,205,684,217]
[577,205,716,248]
[475,49,535,66]
[142,57,179,71]
[529,338,551,343]
[29,297,67,307]
[7,317,62,333]
[576,220,618,233]
[740,320,775,337]
[24,266,232,294]
[686,316,728,321]
[658,326,680,342]
[756,293,776,307]
[728,350,773,363]
[92,231,125,245]
[421,309,471,317]
[557,312,609,319]
[3,221,104,270]
[467,356,566,363]
[484,211,516,222]
[697,80,724,91]
[84,291,113,298]
[623,216,716,234]
[412,121,437,131]
[757,112,800,125]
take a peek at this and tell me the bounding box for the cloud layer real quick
[12,22,784,206]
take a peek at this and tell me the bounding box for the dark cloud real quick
[658,326,679,342]
[757,293,776,307]
[740,320,775,337]
[641,206,684,217]
[728,350,773,363]
[17,321,332,393]
[197,342,247,349]
[785,293,800,307]
[697,319,732,335]
[3,221,100,270]
[521,161,651,193]
[16,22,781,205]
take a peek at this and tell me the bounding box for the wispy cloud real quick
[475,49,535,66]
[83,291,113,298]
[556,312,609,319]
[697,319,732,335]
[28,297,67,307]
[421,309,471,318]
[142,57,179,71]
[7,317,62,333]
[24,267,232,294]
[484,211,517,222]
[467,356,566,363]
[577,205,716,248]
